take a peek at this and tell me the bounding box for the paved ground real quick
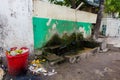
[44,51,120,80]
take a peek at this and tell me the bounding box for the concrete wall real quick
[101,18,120,37]
[33,0,97,49]
[33,17,92,49]
[33,1,97,23]
[0,0,33,55]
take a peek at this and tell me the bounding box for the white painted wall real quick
[0,0,33,55]
[101,18,120,37]
[33,0,97,23]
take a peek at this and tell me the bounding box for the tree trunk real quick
[93,0,105,40]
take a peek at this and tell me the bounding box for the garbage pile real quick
[6,47,29,56]
[29,59,57,76]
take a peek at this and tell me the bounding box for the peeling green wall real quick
[33,17,92,49]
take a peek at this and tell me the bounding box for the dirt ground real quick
[4,51,120,80]
[43,51,120,80]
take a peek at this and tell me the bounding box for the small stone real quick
[104,67,114,72]
[102,48,108,52]
[69,57,76,63]
[77,71,83,74]
[108,54,112,55]
[95,69,104,77]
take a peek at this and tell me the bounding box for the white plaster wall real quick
[0,0,33,55]
[33,0,97,23]
[101,18,120,37]
[106,18,120,37]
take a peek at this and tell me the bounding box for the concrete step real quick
[97,37,120,52]
[107,44,113,49]
[106,38,120,51]
[112,44,120,51]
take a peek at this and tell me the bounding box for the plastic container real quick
[6,47,29,76]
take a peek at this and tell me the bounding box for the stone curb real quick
[64,47,100,63]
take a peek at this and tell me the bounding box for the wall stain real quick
[0,14,8,55]
[10,12,16,18]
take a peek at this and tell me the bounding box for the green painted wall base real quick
[33,17,92,49]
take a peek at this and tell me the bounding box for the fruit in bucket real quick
[15,50,23,54]
[6,47,28,56]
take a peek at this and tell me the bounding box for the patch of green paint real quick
[33,18,49,49]
[33,17,92,49]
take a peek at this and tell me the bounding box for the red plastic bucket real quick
[6,47,29,76]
